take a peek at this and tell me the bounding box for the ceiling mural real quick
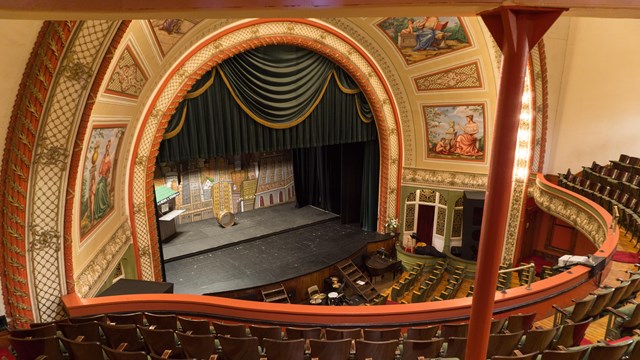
[148,19,202,56]
[105,45,148,98]
[413,60,483,92]
[376,16,472,66]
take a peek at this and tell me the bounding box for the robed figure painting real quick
[424,104,486,162]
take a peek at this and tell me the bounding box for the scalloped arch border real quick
[128,19,404,280]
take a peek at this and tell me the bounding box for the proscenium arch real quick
[128,19,404,281]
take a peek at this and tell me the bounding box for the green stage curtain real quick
[158,45,376,163]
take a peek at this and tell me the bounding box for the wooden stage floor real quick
[162,204,390,296]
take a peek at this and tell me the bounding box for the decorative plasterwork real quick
[402,167,488,190]
[105,45,148,98]
[25,20,121,323]
[74,221,132,297]
[414,61,482,92]
[529,184,607,248]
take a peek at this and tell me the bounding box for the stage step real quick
[260,284,291,304]
[337,260,379,303]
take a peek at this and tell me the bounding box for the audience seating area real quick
[8,309,640,360]
[558,154,640,240]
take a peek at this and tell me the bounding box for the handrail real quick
[62,173,618,328]
[498,262,536,290]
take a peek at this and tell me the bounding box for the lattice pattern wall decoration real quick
[105,45,148,98]
[130,20,402,280]
[436,207,447,236]
[414,61,482,91]
[452,208,463,237]
[404,204,415,231]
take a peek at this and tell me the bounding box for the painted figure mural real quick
[424,104,486,162]
[80,126,126,237]
[377,17,471,65]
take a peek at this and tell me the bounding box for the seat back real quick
[9,335,64,360]
[440,323,469,340]
[325,328,362,340]
[212,321,248,338]
[138,325,179,357]
[108,312,145,326]
[102,345,149,360]
[586,339,633,360]
[69,314,108,324]
[586,288,614,318]
[490,318,507,334]
[263,338,305,360]
[249,324,282,349]
[145,312,178,331]
[177,316,211,335]
[491,351,539,360]
[99,322,145,352]
[401,338,444,360]
[285,326,322,340]
[444,336,467,360]
[309,339,351,360]
[607,281,631,308]
[540,348,588,360]
[520,327,558,354]
[363,327,401,341]
[218,336,260,360]
[175,332,217,360]
[58,321,102,343]
[569,296,596,323]
[554,318,592,348]
[59,335,104,360]
[505,313,536,333]
[487,331,524,358]
[354,339,398,360]
[406,325,438,340]
[9,323,57,338]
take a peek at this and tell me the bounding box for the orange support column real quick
[465,7,565,360]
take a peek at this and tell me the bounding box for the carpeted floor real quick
[613,250,639,264]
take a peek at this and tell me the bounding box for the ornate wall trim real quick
[0,21,77,326]
[128,19,403,281]
[74,221,132,297]
[402,167,488,190]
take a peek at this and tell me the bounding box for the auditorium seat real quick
[325,328,363,340]
[552,295,595,326]
[69,314,108,324]
[9,323,58,338]
[552,318,592,348]
[504,313,536,333]
[211,321,248,338]
[354,339,398,360]
[177,316,211,335]
[99,323,146,352]
[262,338,305,360]
[400,338,444,360]
[58,335,105,360]
[362,327,401,341]
[285,326,323,340]
[248,324,282,352]
[491,318,507,334]
[486,331,524,358]
[443,336,467,360]
[519,326,558,354]
[405,325,439,340]
[491,350,539,360]
[605,303,640,340]
[584,287,615,319]
[580,339,632,360]
[102,344,149,360]
[539,348,587,360]
[308,338,351,360]
[58,321,103,343]
[145,312,178,331]
[108,312,145,326]
[175,332,217,360]
[440,322,469,340]
[217,336,261,360]
[9,335,64,360]
[138,325,183,358]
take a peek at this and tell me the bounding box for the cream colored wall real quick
[0,19,43,316]
[547,17,640,174]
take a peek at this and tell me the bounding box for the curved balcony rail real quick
[63,173,618,328]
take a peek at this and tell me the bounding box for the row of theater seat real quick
[558,154,640,241]
[9,309,639,360]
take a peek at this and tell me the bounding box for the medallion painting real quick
[424,104,486,162]
[148,19,202,56]
[80,126,126,238]
[376,17,471,65]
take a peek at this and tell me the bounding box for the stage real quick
[162,204,391,296]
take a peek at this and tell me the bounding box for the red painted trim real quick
[64,21,132,294]
[127,19,404,279]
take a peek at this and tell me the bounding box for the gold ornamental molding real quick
[402,167,488,190]
[74,221,132,297]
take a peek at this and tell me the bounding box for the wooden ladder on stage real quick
[260,284,291,304]
[337,260,379,303]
